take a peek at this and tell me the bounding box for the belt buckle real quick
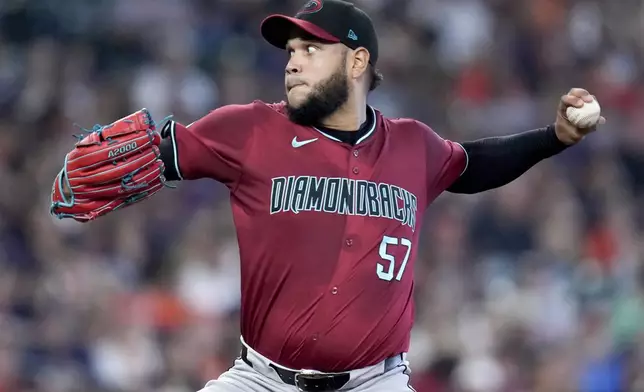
[295,369,324,391]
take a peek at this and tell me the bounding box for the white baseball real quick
[565,97,601,128]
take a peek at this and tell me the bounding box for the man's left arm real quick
[447,88,606,194]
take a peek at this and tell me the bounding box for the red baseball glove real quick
[50,109,170,222]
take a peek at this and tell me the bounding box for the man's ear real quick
[350,47,370,79]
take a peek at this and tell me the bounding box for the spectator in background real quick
[0,0,642,391]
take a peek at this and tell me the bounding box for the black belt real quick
[240,345,403,392]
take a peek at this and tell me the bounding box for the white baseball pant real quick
[198,338,416,392]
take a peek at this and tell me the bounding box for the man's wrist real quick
[550,123,577,147]
[552,123,583,146]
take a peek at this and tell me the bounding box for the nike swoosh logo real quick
[292,137,318,148]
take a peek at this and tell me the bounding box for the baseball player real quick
[50,1,605,391]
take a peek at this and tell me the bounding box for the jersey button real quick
[353,150,359,157]
[352,167,359,174]
[345,238,353,247]
[312,334,318,341]
[331,287,338,294]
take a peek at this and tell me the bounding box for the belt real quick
[240,345,404,391]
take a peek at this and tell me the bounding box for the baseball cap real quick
[260,0,379,65]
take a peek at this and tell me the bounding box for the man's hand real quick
[555,88,606,145]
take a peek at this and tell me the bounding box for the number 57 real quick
[377,236,412,281]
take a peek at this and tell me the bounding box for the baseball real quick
[566,97,601,128]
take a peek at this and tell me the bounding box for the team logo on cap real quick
[296,0,323,15]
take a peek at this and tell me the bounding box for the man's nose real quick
[286,57,302,75]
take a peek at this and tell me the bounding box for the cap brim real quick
[260,15,341,49]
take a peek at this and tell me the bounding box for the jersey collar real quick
[312,106,377,146]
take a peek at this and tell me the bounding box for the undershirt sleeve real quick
[447,125,569,194]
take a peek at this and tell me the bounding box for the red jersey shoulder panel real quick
[384,117,466,203]
[171,100,284,188]
[265,100,288,115]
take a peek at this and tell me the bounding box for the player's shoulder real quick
[260,100,288,115]
[234,100,290,122]
[196,100,287,130]
[211,100,270,116]
[253,100,301,130]
[377,110,452,152]
[209,100,283,116]
[378,111,438,138]
[236,100,287,116]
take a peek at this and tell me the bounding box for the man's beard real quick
[286,64,350,126]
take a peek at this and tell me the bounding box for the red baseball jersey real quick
[168,100,466,371]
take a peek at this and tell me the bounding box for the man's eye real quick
[307,45,318,53]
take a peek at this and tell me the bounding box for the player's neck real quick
[320,98,367,131]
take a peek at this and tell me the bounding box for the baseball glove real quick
[50,108,170,222]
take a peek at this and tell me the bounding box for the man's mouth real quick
[287,82,306,91]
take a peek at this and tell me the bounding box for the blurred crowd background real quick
[0,0,643,391]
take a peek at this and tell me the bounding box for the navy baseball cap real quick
[260,0,379,65]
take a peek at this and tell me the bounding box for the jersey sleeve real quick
[160,103,257,188]
[418,121,468,198]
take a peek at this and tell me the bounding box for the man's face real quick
[284,37,350,126]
